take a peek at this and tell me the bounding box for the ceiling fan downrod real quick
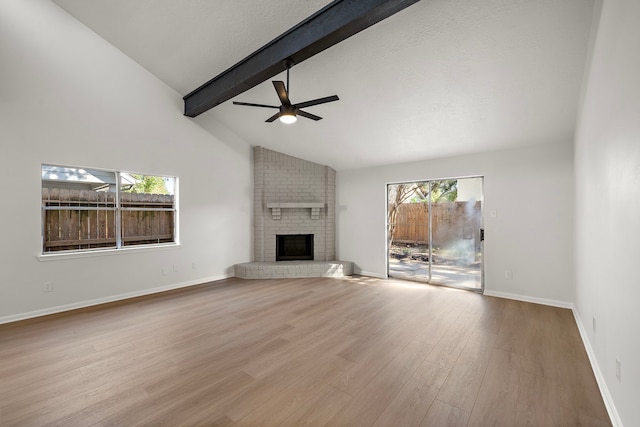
[283,58,295,96]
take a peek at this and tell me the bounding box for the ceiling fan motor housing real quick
[280,105,297,116]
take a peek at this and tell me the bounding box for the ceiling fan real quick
[233,59,339,124]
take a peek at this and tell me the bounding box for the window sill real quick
[37,243,180,262]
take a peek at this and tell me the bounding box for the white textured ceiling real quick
[51,0,595,170]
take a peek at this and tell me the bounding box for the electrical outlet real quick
[616,359,621,382]
[162,267,169,276]
[504,270,513,280]
[43,281,53,292]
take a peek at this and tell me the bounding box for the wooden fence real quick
[391,201,481,248]
[42,188,174,252]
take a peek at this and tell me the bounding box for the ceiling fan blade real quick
[273,81,291,106]
[294,95,339,109]
[298,110,322,121]
[233,101,279,109]
[265,112,281,122]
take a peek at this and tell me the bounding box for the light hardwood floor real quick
[0,276,611,426]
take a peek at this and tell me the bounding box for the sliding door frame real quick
[386,175,485,293]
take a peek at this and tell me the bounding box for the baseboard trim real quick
[572,309,623,427]
[0,274,233,325]
[482,290,573,309]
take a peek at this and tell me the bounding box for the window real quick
[41,164,177,253]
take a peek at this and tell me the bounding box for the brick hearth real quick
[234,261,353,279]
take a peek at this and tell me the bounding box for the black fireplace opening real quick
[276,234,313,261]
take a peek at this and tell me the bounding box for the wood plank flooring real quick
[0,276,611,426]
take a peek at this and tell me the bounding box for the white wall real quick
[574,0,640,425]
[0,0,252,322]
[337,142,574,304]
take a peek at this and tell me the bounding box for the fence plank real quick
[42,189,174,252]
[392,201,481,248]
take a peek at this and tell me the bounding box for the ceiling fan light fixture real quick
[279,113,297,124]
[279,104,297,124]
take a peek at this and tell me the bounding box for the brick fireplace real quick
[253,146,334,262]
[234,147,352,279]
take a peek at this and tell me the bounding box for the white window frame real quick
[41,164,178,255]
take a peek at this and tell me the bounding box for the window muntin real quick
[41,165,177,253]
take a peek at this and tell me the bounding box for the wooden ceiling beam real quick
[183,0,420,117]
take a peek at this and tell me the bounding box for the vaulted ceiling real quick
[51,0,595,170]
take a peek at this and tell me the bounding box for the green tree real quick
[127,174,169,195]
[429,180,457,202]
[407,180,457,203]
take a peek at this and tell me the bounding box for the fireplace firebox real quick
[276,234,314,261]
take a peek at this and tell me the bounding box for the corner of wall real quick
[571,307,623,426]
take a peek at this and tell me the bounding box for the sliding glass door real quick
[387,177,483,291]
